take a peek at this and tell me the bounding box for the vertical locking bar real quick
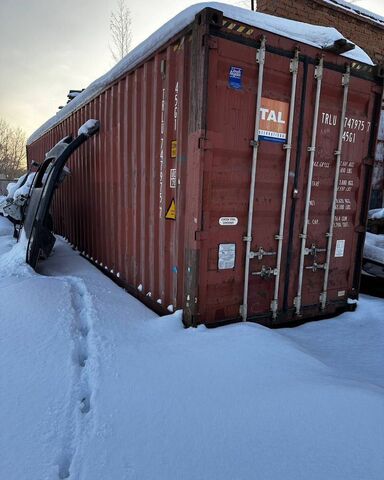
[241,36,266,322]
[271,49,300,319]
[295,57,324,315]
[320,65,351,310]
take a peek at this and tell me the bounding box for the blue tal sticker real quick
[229,66,243,90]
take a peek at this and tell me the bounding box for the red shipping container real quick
[27,4,382,326]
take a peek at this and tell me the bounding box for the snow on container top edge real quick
[27,1,374,146]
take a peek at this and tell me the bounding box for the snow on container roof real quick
[323,0,384,27]
[27,1,374,146]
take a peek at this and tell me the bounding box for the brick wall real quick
[257,0,384,65]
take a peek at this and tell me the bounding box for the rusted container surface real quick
[27,6,382,326]
[27,33,191,314]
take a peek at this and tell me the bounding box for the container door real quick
[199,36,304,324]
[199,34,377,325]
[288,64,377,315]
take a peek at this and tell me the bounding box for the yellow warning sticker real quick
[165,198,176,220]
[171,140,177,158]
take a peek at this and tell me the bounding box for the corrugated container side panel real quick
[137,65,145,289]
[131,71,139,286]
[86,103,94,256]
[86,101,94,257]
[72,109,79,246]
[89,98,96,260]
[164,47,174,305]
[26,26,194,316]
[70,113,76,245]
[69,113,75,244]
[72,110,78,245]
[144,61,152,297]
[125,73,133,283]
[101,91,108,266]
[89,103,95,253]
[104,89,111,270]
[26,31,191,313]
[79,106,85,250]
[103,90,111,269]
[139,65,147,289]
[112,84,119,272]
[119,77,126,277]
[147,60,155,297]
[175,37,190,308]
[150,56,160,300]
[140,64,148,291]
[160,49,169,302]
[108,85,116,269]
[168,46,180,305]
[94,94,101,262]
[63,117,71,241]
[88,96,94,261]
[79,106,85,252]
[116,79,123,277]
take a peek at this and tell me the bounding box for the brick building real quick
[257,0,384,207]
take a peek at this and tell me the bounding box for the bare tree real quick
[110,0,132,63]
[0,118,27,179]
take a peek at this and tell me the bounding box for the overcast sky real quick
[0,0,383,137]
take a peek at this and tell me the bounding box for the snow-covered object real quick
[68,91,81,99]
[324,0,384,27]
[45,136,71,160]
[27,2,373,146]
[364,232,384,264]
[12,173,36,200]
[6,174,27,198]
[78,119,99,137]
[369,208,384,220]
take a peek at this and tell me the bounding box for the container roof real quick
[28,2,374,145]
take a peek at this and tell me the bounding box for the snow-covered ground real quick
[0,215,384,480]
